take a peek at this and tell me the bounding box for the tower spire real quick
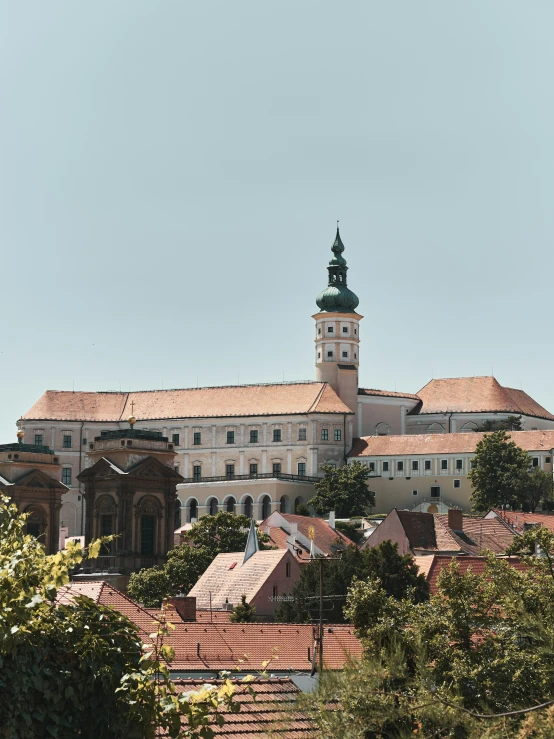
[315,226,359,312]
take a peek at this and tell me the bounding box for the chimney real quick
[448,508,463,532]
[289,522,298,548]
[164,595,196,622]
[328,511,336,530]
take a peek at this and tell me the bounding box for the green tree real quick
[276,540,428,624]
[335,519,364,545]
[474,415,523,432]
[519,467,554,512]
[0,495,240,738]
[229,594,256,623]
[128,514,269,607]
[468,430,531,510]
[310,462,374,517]
[182,512,269,554]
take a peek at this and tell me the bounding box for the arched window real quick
[280,495,289,513]
[294,496,304,514]
[226,497,236,514]
[208,498,218,516]
[24,505,46,542]
[94,495,117,553]
[136,496,161,557]
[243,496,253,518]
[188,498,199,523]
[260,495,271,520]
[427,423,445,434]
[460,422,478,433]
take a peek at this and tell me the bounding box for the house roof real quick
[422,555,527,595]
[188,550,290,610]
[155,678,317,737]
[22,383,352,423]
[57,581,362,672]
[489,509,554,534]
[413,376,554,420]
[434,514,515,555]
[358,388,420,401]
[261,513,353,560]
[395,510,462,553]
[349,429,554,457]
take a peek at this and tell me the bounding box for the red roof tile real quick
[262,513,353,559]
[358,388,420,401]
[425,555,527,595]
[414,376,554,420]
[434,514,515,555]
[156,678,317,737]
[489,509,554,534]
[23,383,352,422]
[349,430,554,457]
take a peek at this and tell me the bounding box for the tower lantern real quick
[313,226,362,425]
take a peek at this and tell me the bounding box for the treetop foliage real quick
[310,462,374,517]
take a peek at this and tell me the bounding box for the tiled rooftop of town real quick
[155,678,317,737]
[23,382,352,422]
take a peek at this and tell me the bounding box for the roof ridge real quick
[42,381,320,395]
[307,382,328,413]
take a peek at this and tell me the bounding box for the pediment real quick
[78,457,125,481]
[13,469,65,490]
[127,456,183,481]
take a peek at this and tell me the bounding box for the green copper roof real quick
[315,227,359,313]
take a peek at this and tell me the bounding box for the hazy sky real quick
[2,1,554,442]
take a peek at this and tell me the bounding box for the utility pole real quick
[319,558,324,673]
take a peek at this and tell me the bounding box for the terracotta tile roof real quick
[188,550,291,610]
[358,388,420,401]
[413,376,554,420]
[413,555,435,579]
[395,510,462,553]
[349,429,554,457]
[261,513,353,560]
[156,678,317,737]
[23,383,352,422]
[425,555,527,595]
[489,509,554,534]
[166,622,361,671]
[434,514,515,555]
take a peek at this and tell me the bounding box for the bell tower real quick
[313,226,362,422]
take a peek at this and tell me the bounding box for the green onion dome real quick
[315,227,359,313]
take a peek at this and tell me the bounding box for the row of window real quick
[317,326,358,336]
[317,350,358,360]
[363,455,551,474]
[191,461,307,481]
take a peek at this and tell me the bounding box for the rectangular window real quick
[286,562,291,577]
[63,434,72,449]
[327,326,334,333]
[342,351,348,358]
[412,490,418,496]
[382,461,389,472]
[321,429,329,441]
[369,462,375,472]
[397,461,404,472]
[334,429,342,441]
[250,430,258,443]
[193,432,201,445]
[172,433,180,446]
[424,460,432,471]
[342,326,348,333]
[226,464,235,479]
[82,437,88,446]
[533,457,539,467]
[430,486,441,498]
[273,429,282,442]
[441,460,448,470]
[226,431,235,444]
[193,465,201,481]
[101,515,113,554]
[34,434,43,446]
[327,351,333,358]
[454,479,461,488]
[298,428,307,441]
[547,457,552,464]
[273,462,282,475]
[140,516,155,556]
[62,468,72,485]
[412,460,419,471]
[249,463,258,477]
[455,459,463,470]
[298,462,306,476]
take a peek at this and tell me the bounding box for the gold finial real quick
[308,525,315,541]
[16,418,24,443]
[128,400,136,428]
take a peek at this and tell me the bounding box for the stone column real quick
[357,400,363,437]
[239,450,245,475]
[400,406,406,435]
[287,448,292,474]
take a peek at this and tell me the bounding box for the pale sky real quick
[2,1,554,442]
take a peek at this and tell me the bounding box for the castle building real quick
[19,227,554,536]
